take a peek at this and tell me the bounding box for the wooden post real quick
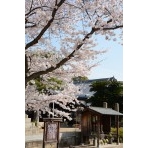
[116,115,119,145]
[115,103,119,145]
[42,122,45,148]
[97,115,100,148]
[57,121,60,148]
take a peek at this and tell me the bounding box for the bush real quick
[111,127,123,142]
[103,139,106,144]
[99,139,104,145]
[105,139,109,144]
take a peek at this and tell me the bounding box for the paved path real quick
[99,143,123,148]
[60,143,123,148]
[25,135,123,148]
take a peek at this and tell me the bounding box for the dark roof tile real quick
[88,106,123,116]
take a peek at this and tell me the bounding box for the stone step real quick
[25,123,35,128]
[25,114,28,118]
[32,128,39,135]
[25,127,43,136]
[38,129,43,134]
[25,140,56,148]
[37,122,44,127]
[25,129,33,136]
[25,116,44,136]
[25,118,32,123]
[25,135,43,142]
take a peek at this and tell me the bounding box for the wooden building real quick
[81,105,123,145]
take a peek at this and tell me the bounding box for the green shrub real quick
[105,139,109,144]
[111,127,123,142]
[111,127,123,138]
[99,139,104,145]
[103,139,106,144]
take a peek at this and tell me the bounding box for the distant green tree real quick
[73,76,88,82]
[87,78,123,113]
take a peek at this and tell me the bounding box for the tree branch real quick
[25,0,66,50]
[25,21,36,28]
[25,22,123,83]
[25,6,50,16]
[25,24,37,28]
[64,2,82,10]
[29,0,34,15]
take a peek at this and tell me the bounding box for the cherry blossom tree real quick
[25,0,123,120]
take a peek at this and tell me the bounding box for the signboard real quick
[45,122,58,142]
[42,118,62,148]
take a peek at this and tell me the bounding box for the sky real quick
[50,29,123,81]
[88,31,123,81]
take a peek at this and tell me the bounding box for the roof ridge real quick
[90,106,113,109]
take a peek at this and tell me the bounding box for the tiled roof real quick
[73,77,115,84]
[88,106,123,116]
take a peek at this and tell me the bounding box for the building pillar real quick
[115,103,119,145]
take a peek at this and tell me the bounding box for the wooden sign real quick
[42,118,62,148]
[45,122,58,142]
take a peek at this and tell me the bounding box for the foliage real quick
[73,76,88,82]
[108,132,113,138]
[103,139,107,144]
[111,127,123,139]
[105,139,109,144]
[33,77,63,93]
[25,0,123,119]
[87,77,123,112]
[99,139,104,145]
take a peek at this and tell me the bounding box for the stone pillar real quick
[103,102,107,108]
